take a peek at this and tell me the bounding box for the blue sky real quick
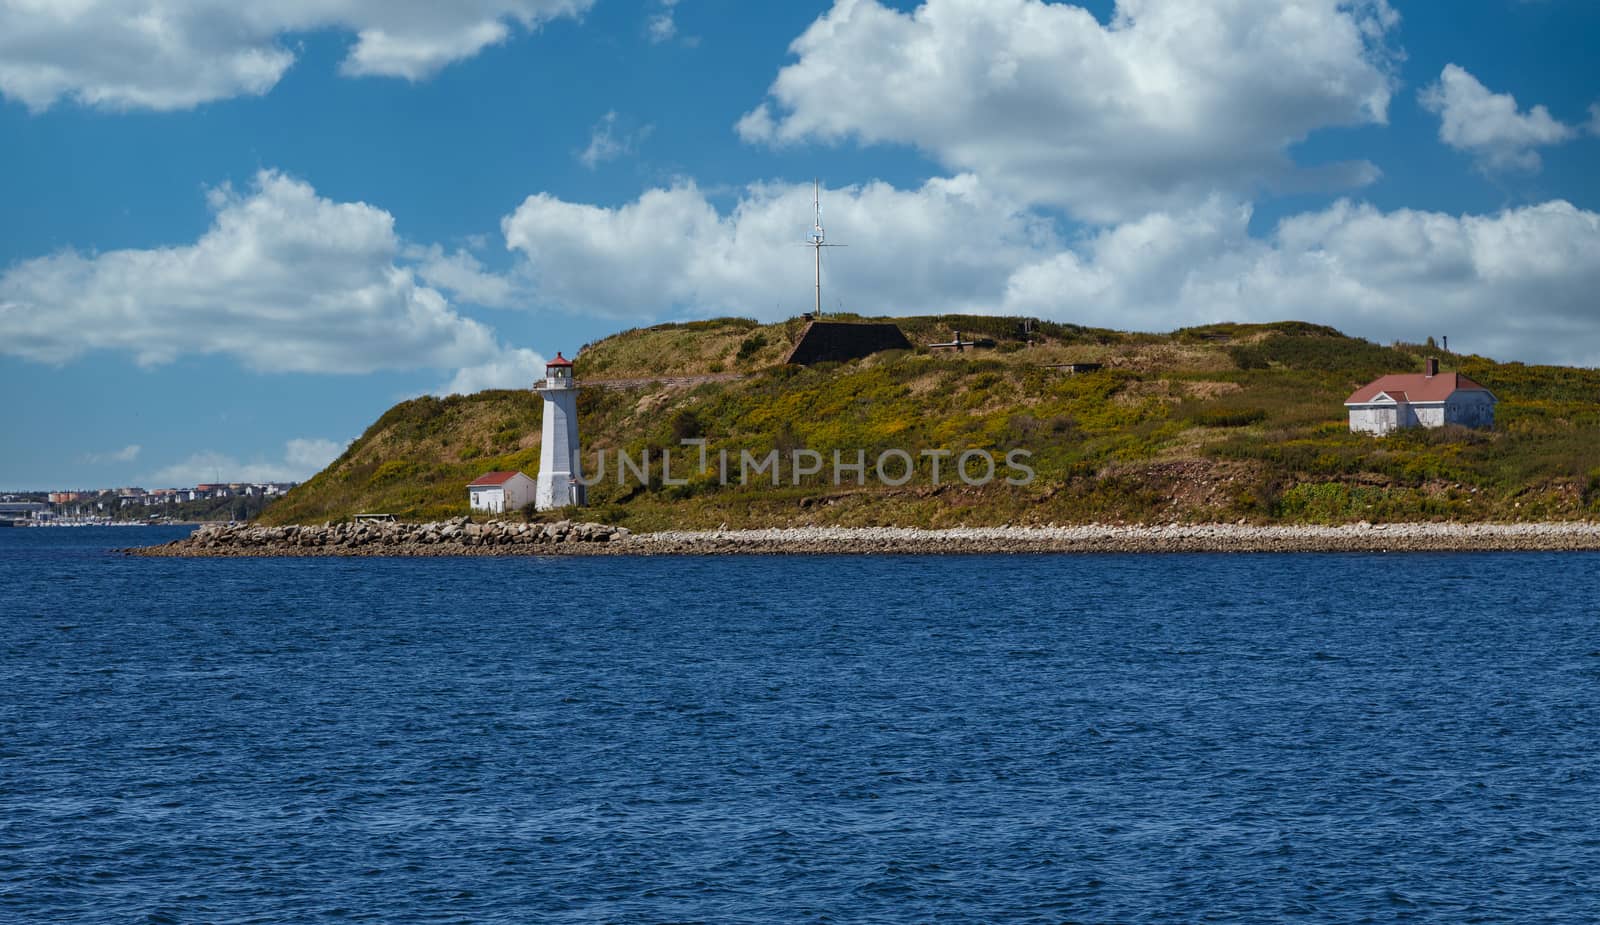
[2,0,1597,490]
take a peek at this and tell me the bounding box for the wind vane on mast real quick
[806,178,844,316]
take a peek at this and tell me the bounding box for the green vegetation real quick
[167,493,280,523]
[260,316,1600,529]
[263,389,546,524]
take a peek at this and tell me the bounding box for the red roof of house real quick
[469,471,525,487]
[546,352,573,367]
[1345,372,1492,405]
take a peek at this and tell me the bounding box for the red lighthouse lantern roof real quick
[546,352,573,368]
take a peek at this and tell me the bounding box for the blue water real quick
[2,528,1598,923]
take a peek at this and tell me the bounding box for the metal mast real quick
[807,179,844,316]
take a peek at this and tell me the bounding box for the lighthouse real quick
[534,352,584,510]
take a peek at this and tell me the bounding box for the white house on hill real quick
[468,471,535,514]
[1345,359,1496,435]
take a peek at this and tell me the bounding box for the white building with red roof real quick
[1345,359,1497,435]
[467,470,535,514]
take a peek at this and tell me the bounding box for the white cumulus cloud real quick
[436,347,547,396]
[0,0,593,112]
[1003,197,1600,366]
[0,170,537,382]
[80,444,143,465]
[737,0,1398,220]
[578,110,653,169]
[500,176,1600,366]
[284,437,347,473]
[502,175,1054,320]
[647,0,680,44]
[147,437,348,486]
[1419,64,1577,171]
[407,243,522,308]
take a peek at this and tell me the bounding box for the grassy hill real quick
[259,315,1600,529]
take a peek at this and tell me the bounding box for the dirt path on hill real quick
[585,373,747,390]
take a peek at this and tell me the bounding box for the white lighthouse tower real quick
[534,352,584,510]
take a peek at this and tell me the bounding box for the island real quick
[131,314,1600,555]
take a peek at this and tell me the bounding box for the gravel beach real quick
[127,519,1600,556]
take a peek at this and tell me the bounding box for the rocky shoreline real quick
[125,519,1600,557]
[127,518,630,557]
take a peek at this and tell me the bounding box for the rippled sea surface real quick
[3,527,1599,923]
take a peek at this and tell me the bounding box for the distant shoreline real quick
[21,521,206,528]
[126,520,1600,556]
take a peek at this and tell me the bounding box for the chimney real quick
[1425,357,1439,378]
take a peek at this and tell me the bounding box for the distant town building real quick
[1345,359,1497,435]
[468,471,535,514]
[33,481,299,515]
[0,502,49,525]
[534,353,585,510]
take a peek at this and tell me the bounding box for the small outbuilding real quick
[468,470,536,514]
[785,320,912,365]
[1345,359,1496,435]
